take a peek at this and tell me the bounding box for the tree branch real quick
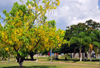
[34,39,40,48]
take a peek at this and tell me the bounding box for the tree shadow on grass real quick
[82,59,100,62]
[2,65,56,68]
[56,58,100,63]
[24,59,36,61]
[56,59,80,62]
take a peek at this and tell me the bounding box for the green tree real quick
[64,20,100,61]
[85,19,100,29]
[0,0,64,67]
[90,30,100,58]
[64,23,89,59]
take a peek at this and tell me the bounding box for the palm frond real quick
[70,37,78,45]
[92,41,100,48]
[83,36,91,45]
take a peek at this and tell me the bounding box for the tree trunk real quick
[73,48,76,58]
[19,62,23,67]
[96,54,98,59]
[30,54,34,60]
[85,52,87,60]
[29,51,34,60]
[8,54,10,63]
[89,48,92,61]
[65,57,67,60]
[17,57,24,67]
[16,54,25,67]
[2,57,4,63]
[90,53,92,61]
[82,53,85,60]
[73,53,74,58]
[72,53,74,58]
[36,53,38,62]
[65,54,67,60]
[79,49,82,61]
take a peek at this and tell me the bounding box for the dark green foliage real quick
[63,19,100,55]
[85,19,100,29]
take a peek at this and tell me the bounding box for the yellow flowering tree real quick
[0,24,10,60]
[0,0,65,67]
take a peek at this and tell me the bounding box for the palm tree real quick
[70,32,92,61]
[84,30,100,61]
[91,30,100,58]
[70,37,79,58]
[82,36,91,60]
[70,32,84,61]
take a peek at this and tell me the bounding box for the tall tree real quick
[0,0,65,67]
[85,19,100,29]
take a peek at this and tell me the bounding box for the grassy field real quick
[0,57,100,68]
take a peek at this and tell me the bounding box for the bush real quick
[61,53,71,60]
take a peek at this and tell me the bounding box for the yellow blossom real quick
[26,23,29,26]
[54,6,57,9]
[57,2,60,6]
[5,47,9,51]
[56,0,59,2]
[28,5,31,9]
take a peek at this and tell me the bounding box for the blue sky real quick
[98,0,100,9]
[0,0,100,30]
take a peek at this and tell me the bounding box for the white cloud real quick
[46,0,100,30]
[0,0,100,30]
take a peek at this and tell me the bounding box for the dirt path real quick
[39,61,100,67]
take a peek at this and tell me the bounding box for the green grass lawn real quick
[0,57,100,68]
